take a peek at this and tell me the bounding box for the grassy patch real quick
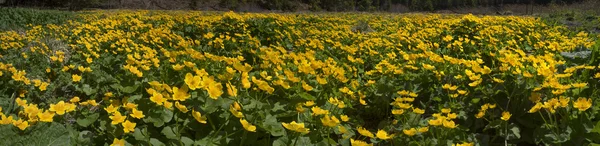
[0,8,75,31]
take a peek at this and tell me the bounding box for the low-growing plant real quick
[0,10,600,146]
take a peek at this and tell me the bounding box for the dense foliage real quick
[1,10,600,146]
[0,7,75,31]
[0,0,592,11]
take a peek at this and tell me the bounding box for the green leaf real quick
[294,136,311,145]
[161,126,178,140]
[76,113,99,127]
[271,102,285,112]
[143,108,174,127]
[592,121,600,133]
[484,120,503,130]
[132,127,147,141]
[181,136,194,146]
[150,138,166,146]
[297,92,316,100]
[121,85,139,93]
[509,124,521,139]
[0,123,71,146]
[272,136,289,146]
[262,114,285,136]
[127,94,143,103]
[77,130,93,145]
[110,84,122,91]
[470,98,480,104]
[81,84,97,96]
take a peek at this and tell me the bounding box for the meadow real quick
[1,9,600,146]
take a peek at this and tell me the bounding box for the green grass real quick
[0,8,75,31]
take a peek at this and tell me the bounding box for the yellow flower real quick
[104,104,119,114]
[172,64,185,71]
[413,108,425,114]
[122,120,136,133]
[449,85,458,91]
[492,77,504,83]
[230,102,244,118]
[241,77,251,89]
[184,61,196,68]
[226,83,238,97]
[356,127,374,138]
[311,106,329,116]
[571,83,587,88]
[529,93,542,103]
[392,109,404,115]
[240,119,256,132]
[123,102,137,110]
[316,76,328,85]
[422,63,435,70]
[501,111,511,121]
[110,138,126,146]
[87,100,98,106]
[304,101,315,107]
[49,101,68,115]
[321,115,340,127]
[340,115,350,122]
[109,111,126,125]
[175,102,189,113]
[184,73,201,90]
[408,92,418,98]
[468,79,481,87]
[457,90,468,95]
[559,96,569,108]
[0,115,14,125]
[573,97,592,112]
[70,96,80,103]
[403,128,417,136]
[335,126,347,134]
[447,113,458,119]
[453,142,474,146]
[72,74,82,82]
[282,121,310,134]
[15,98,27,107]
[13,119,29,130]
[441,108,451,113]
[104,92,114,98]
[207,82,224,100]
[302,81,314,91]
[150,92,167,105]
[39,82,49,91]
[443,120,457,129]
[428,118,443,126]
[130,108,145,119]
[172,85,190,101]
[376,130,394,140]
[528,102,543,113]
[65,102,77,112]
[350,139,373,146]
[295,104,305,113]
[418,126,429,133]
[192,110,207,124]
[37,110,55,122]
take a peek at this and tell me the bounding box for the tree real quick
[190,0,199,10]
[357,0,373,11]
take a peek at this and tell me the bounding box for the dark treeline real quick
[0,0,591,11]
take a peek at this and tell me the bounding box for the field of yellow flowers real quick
[1,10,600,146]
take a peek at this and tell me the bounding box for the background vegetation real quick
[0,0,595,12]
